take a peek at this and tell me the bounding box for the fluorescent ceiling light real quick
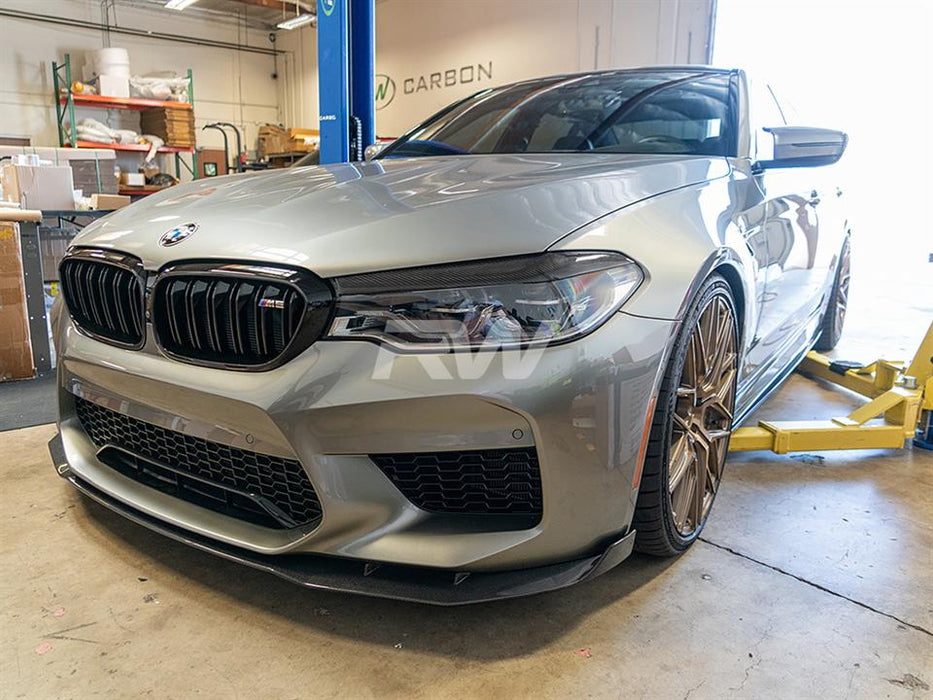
[277,13,316,30]
[165,0,200,9]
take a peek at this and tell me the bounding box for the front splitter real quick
[49,433,636,605]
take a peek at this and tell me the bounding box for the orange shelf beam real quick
[67,141,195,154]
[60,94,192,111]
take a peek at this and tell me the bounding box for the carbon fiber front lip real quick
[49,433,635,605]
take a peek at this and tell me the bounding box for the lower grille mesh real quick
[75,397,321,529]
[371,448,543,516]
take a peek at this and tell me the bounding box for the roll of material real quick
[83,47,131,80]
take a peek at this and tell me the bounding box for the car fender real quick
[550,175,757,327]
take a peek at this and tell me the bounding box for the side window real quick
[749,79,785,160]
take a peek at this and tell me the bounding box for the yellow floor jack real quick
[729,321,933,454]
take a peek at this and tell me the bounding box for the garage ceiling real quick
[122,0,317,30]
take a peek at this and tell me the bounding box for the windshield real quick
[378,70,736,160]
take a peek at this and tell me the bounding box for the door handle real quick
[808,189,820,206]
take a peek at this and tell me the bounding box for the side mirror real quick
[364,142,387,161]
[755,126,848,170]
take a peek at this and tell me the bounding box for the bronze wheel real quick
[815,236,851,352]
[834,247,850,333]
[668,296,737,536]
[633,274,738,555]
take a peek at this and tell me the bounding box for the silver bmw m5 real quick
[49,67,850,604]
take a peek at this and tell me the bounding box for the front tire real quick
[633,274,739,556]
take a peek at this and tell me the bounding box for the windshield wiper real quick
[581,73,710,149]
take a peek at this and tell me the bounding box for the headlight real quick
[327,251,643,351]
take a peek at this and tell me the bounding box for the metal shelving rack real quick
[52,53,198,185]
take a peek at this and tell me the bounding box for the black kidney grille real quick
[153,276,306,366]
[60,258,144,347]
[75,397,322,529]
[370,448,543,516]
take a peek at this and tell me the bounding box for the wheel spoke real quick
[672,467,695,531]
[697,312,713,380]
[708,306,732,379]
[668,434,694,490]
[685,333,704,387]
[672,412,691,433]
[706,432,727,481]
[693,448,707,528]
[703,415,733,486]
[712,345,736,381]
[706,367,737,421]
[698,306,716,381]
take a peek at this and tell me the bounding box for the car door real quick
[726,163,771,390]
[750,82,826,373]
[768,87,848,332]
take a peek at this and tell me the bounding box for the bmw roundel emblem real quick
[160,222,198,247]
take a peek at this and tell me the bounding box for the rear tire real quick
[814,236,851,352]
[633,274,739,556]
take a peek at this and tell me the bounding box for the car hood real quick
[73,153,729,277]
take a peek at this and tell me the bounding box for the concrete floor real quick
[2,266,931,698]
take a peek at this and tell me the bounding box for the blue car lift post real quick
[317,0,375,164]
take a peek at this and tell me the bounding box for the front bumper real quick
[53,307,673,599]
[50,432,635,605]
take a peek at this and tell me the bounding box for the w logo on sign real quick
[375,74,396,110]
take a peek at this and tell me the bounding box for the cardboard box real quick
[39,227,74,281]
[0,147,118,197]
[120,172,146,187]
[289,128,319,152]
[71,160,118,195]
[258,125,291,157]
[0,146,113,163]
[90,193,131,210]
[141,108,195,147]
[258,125,320,157]
[1,164,75,210]
[97,74,130,98]
[0,222,34,380]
